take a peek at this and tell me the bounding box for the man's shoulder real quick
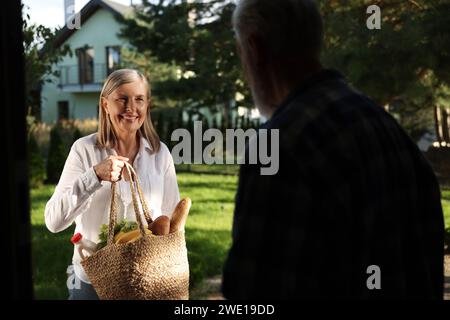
[270,76,399,147]
[262,74,421,180]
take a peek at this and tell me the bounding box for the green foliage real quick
[97,224,109,245]
[29,174,450,299]
[155,110,166,141]
[442,186,450,252]
[46,125,68,184]
[119,0,450,139]
[212,116,219,132]
[22,4,71,119]
[166,113,177,149]
[119,47,180,109]
[152,107,189,146]
[72,128,83,145]
[31,171,238,299]
[119,0,250,126]
[319,0,450,140]
[28,134,46,188]
[97,219,139,250]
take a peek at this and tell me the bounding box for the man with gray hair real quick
[222,0,444,299]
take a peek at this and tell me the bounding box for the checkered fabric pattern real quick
[222,69,444,299]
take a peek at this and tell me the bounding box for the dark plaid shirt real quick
[222,69,444,299]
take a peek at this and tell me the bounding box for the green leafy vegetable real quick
[97,219,139,250]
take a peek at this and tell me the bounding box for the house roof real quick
[52,0,133,48]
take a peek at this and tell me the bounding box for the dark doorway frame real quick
[1,0,33,299]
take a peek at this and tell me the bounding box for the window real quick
[58,101,69,121]
[76,47,94,84]
[106,46,121,75]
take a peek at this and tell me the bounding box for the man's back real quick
[222,69,444,299]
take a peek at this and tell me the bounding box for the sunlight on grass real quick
[31,172,237,299]
[30,175,449,299]
[30,185,55,225]
[177,173,237,289]
[441,186,450,230]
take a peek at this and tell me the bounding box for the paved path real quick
[190,275,224,300]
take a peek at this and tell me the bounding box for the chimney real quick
[64,0,75,25]
[64,0,80,30]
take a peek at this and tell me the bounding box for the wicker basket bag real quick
[81,162,189,300]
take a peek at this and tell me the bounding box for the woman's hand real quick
[93,155,129,182]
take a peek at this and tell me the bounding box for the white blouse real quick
[44,133,180,283]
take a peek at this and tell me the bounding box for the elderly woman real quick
[45,69,180,300]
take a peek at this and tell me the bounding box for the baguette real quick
[169,197,191,233]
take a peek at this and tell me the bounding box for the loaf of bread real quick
[169,197,191,233]
[149,215,170,235]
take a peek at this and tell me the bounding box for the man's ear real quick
[246,34,268,66]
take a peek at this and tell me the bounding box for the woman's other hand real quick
[93,155,129,182]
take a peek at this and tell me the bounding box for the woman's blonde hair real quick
[97,69,160,153]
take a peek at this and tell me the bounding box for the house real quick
[41,0,132,123]
[40,0,262,128]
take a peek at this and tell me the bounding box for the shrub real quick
[28,134,46,188]
[29,118,98,163]
[72,128,83,144]
[46,125,68,184]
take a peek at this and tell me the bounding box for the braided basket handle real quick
[107,162,153,245]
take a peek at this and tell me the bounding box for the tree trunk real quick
[434,106,443,144]
[443,108,450,144]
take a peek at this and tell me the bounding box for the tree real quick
[28,134,46,188]
[72,128,83,145]
[121,0,450,141]
[22,5,71,120]
[120,0,250,128]
[119,47,180,110]
[319,0,450,141]
[46,125,68,184]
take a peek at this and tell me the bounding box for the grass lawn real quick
[31,171,237,299]
[31,174,450,300]
[442,186,450,231]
